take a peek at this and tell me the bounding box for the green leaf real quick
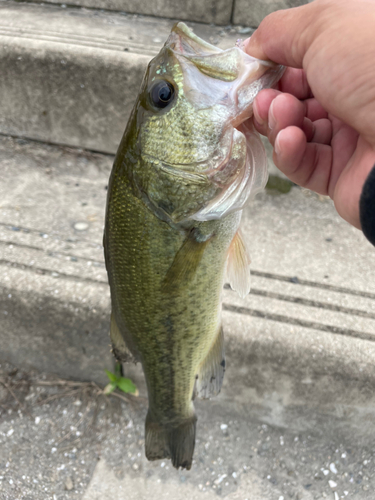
[103,382,117,395]
[105,369,119,384]
[117,377,137,395]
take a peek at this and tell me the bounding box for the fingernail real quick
[269,100,276,130]
[274,131,281,155]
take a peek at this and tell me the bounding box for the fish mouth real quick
[167,22,222,58]
[165,22,284,126]
[155,23,283,220]
[166,22,281,85]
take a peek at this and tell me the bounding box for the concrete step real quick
[0,2,240,154]
[23,0,235,25]
[1,133,375,411]
[1,134,375,498]
[0,1,290,180]
[2,0,310,26]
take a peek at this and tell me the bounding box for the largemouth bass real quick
[104,23,284,470]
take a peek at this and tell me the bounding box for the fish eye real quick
[149,80,175,109]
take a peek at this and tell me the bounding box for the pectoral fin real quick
[162,232,212,292]
[194,326,225,400]
[226,230,251,298]
[110,312,139,363]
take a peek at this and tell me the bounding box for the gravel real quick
[1,361,375,499]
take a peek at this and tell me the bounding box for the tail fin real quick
[145,412,197,470]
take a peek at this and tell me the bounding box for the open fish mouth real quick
[161,22,284,173]
[166,22,284,123]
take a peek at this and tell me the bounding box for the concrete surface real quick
[26,0,233,25]
[1,3,374,499]
[0,2,288,179]
[0,2,244,154]
[1,358,375,500]
[1,134,375,498]
[233,0,310,27]
[1,133,375,396]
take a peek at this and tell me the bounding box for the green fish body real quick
[104,23,284,470]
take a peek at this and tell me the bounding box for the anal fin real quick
[226,229,251,299]
[110,312,138,364]
[194,326,225,400]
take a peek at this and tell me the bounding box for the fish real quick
[103,22,284,470]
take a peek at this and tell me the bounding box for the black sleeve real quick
[360,165,375,246]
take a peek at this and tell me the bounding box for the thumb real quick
[243,2,324,68]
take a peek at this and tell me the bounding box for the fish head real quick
[129,23,284,223]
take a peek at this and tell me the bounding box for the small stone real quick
[35,417,41,425]
[73,222,89,231]
[330,463,338,474]
[328,480,337,488]
[214,474,227,485]
[65,477,74,491]
[132,463,139,471]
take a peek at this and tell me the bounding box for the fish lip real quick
[166,22,222,56]
[166,22,278,73]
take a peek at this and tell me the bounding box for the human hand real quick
[244,0,375,229]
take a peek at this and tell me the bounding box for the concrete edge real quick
[2,270,375,414]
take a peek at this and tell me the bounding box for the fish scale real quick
[104,22,284,469]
